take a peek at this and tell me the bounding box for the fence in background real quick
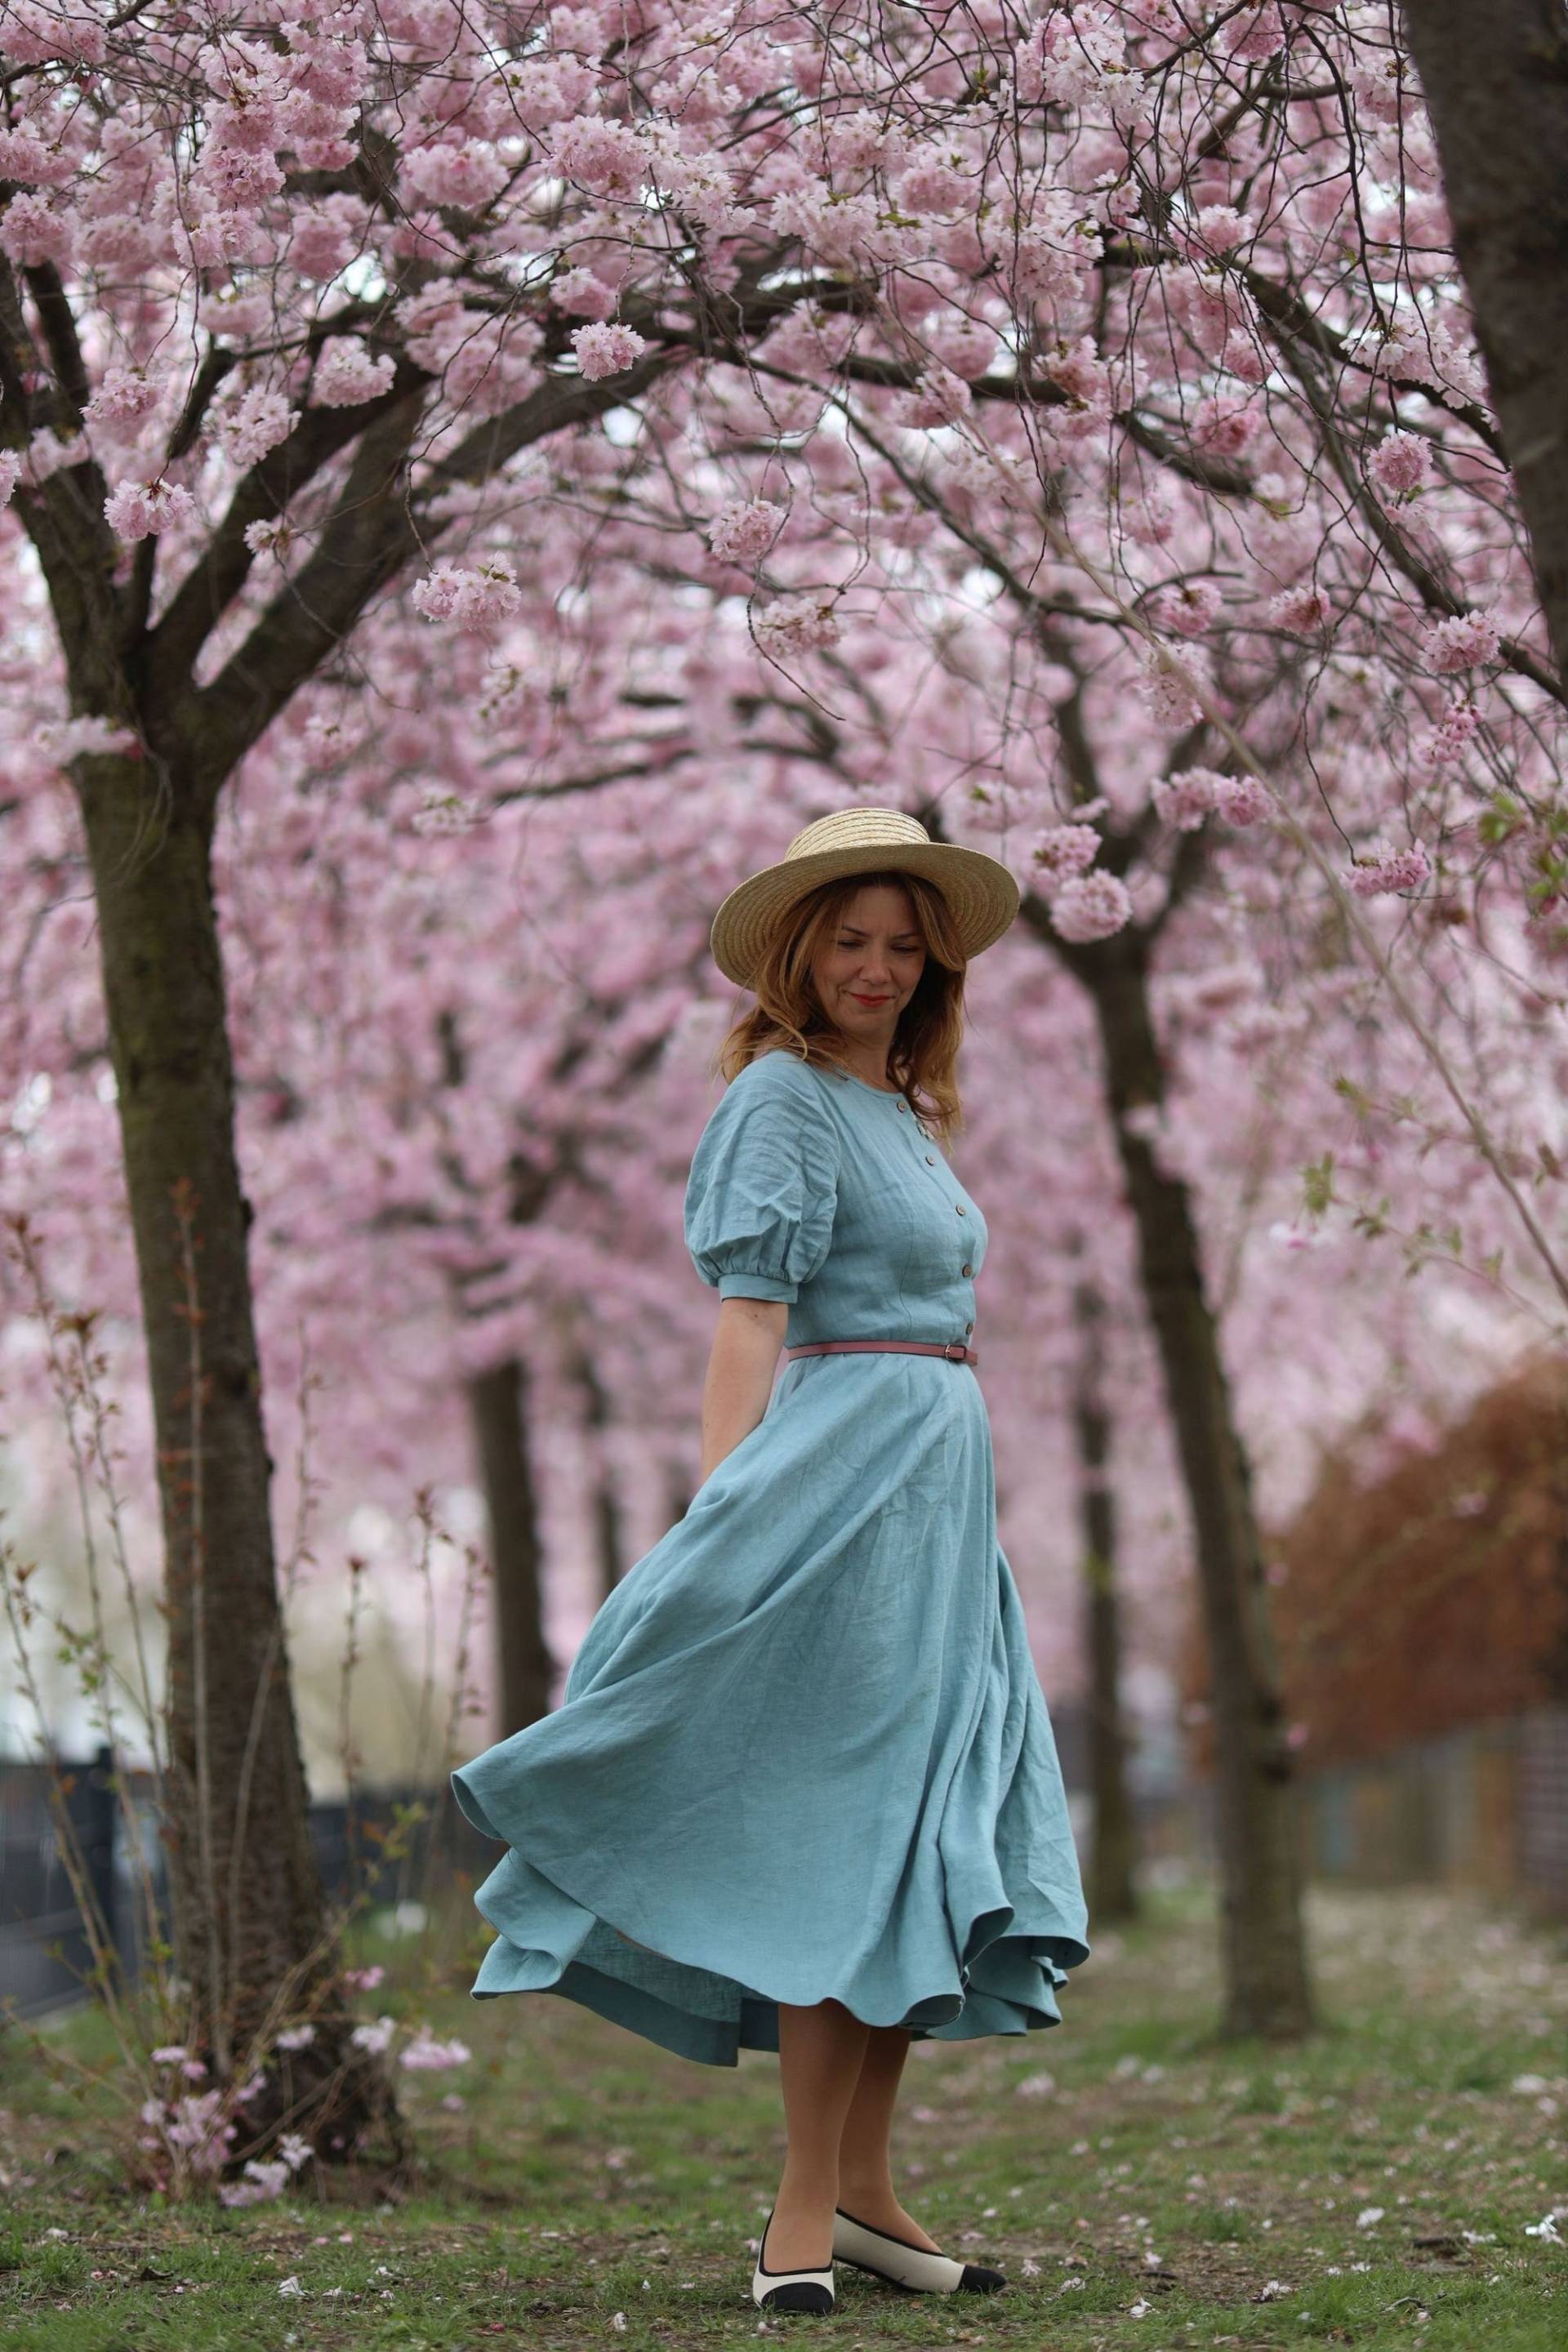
[12,1705,1563,2022]
[0,1751,492,2020]
[1057,1696,1568,1918]
[1298,1704,1568,1915]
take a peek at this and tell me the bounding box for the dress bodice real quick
[684,1049,987,1352]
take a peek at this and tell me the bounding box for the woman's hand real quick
[698,1296,788,1485]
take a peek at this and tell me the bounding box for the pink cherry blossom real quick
[1153,769,1221,831]
[1137,652,1207,728]
[0,189,73,266]
[915,309,1000,381]
[1347,840,1432,896]
[895,156,969,214]
[216,386,299,468]
[550,267,618,321]
[290,199,366,282]
[243,518,294,559]
[104,479,197,541]
[1157,581,1221,638]
[1191,394,1261,456]
[1194,203,1252,252]
[1267,584,1334,634]
[1047,337,1111,411]
[1425,610,1500,674]
[1050,871,1135,943]
[552,116,646,198]
[36,715,140,764]
[84,368,163,427]
[1211,773,1272,826]
[312,340,396,408]
[896,366,972,430]
[350,2015,396,2056]
[403,140,510,211]
[570,323,648,381]
[1368,430,1432,497]
[219,2158,292,2207]
[1414,699,1481,769]
[1030,825,1103,888]
[399,2031,472,2071]
[0,127,73,185]
[410,557,522,629]
[752,594,840,659]
[707,499,785,568]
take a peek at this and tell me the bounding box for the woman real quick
[452,805,1091,2316]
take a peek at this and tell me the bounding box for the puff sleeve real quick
[683,1056,841,1303]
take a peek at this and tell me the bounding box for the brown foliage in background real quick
[1180,1355,1568,1773]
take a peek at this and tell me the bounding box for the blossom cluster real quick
[1347,840,1432,897]
[411,558,522,630]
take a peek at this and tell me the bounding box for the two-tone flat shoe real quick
[751,2203,835,2313]
[832,2205,1008,2293]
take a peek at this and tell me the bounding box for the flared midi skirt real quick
[451,1350,1091,2066]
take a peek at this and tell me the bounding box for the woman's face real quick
[813,881,926,1046]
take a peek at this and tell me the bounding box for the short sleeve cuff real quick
[717,1272,797,1303]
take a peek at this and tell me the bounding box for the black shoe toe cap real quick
[958,2261,1008,2292]
[760,2281,835,2313]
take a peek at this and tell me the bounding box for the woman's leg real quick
[835,2024,942,2250]
[766,1998,872,2271]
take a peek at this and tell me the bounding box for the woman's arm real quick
[697,1296,787,1484]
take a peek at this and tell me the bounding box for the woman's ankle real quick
[836,2171,898,2210]
[773,2173,840,2216]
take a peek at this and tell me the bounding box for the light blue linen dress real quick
[451,1046,1090,2065]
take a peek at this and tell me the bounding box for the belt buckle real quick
[942,1339,969,1363]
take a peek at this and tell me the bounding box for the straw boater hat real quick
[709,806,1020,989]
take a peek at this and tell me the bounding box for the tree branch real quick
[183,348,684,795]
[22,260,90,418]
[143,359,434,712]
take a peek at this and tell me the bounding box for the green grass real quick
[1,1879,1565,2349]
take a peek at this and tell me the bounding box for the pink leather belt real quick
[784,1338,978,1366]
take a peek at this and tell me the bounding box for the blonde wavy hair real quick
[712,870,971,1143]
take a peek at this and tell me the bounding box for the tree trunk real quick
[592,1475,626,1601]
[466,1355,554,1734]
[75,755,392,2145]
[1071,1267,1139,1923]
[1085,938,1313,2038]
[1401,0,1568,679]
[664,1463,694,1533]
[572,1347,626,1601]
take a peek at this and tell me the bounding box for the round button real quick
[924,1153,935,1165]
[895,1101,906,1112]
[956,1205,966,1215]
[965,1321,974,1335]
[961,1262,973,1276]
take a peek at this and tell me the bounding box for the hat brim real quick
[709,840,1020,989]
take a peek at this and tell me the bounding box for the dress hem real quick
[451,1766,1088,2069]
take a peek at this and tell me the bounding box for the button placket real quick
[894,1105,977,1290]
